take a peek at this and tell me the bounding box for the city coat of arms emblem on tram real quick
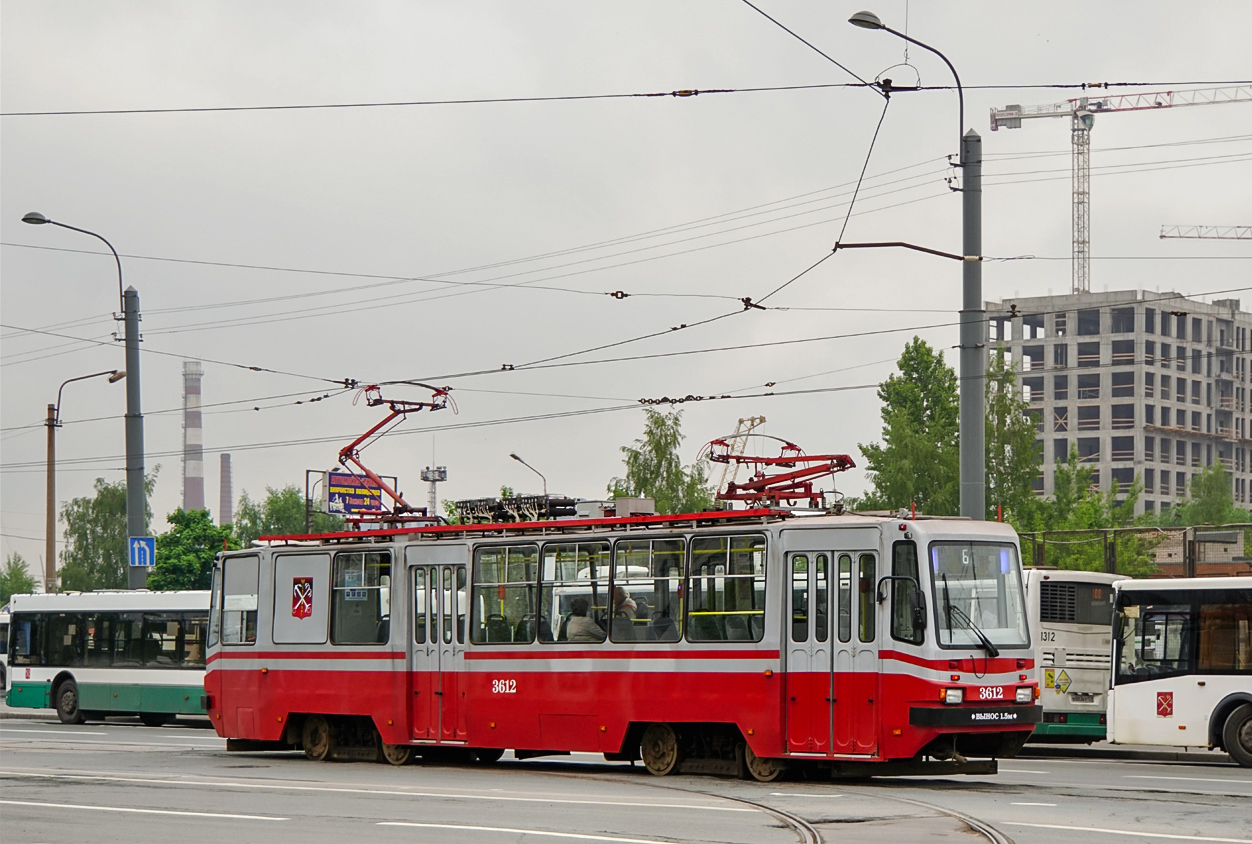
[292,577,314,619]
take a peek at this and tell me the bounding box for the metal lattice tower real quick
[713,416,766,496]
[991,86,1252,294]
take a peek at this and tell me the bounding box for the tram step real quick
[678,757,740,777]
[829,758,998,778]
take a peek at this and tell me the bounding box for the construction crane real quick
[711,416,766,497]
[1160,225,1251,240]
[990,86,1252,293]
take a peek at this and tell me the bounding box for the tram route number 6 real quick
[978,686,1006,700]
[491,679,517,694]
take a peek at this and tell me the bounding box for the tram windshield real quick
[929,542,1029,651]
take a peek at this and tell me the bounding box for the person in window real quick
[613,587,638,620]
[566,597,605,643]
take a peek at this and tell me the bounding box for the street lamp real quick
[509,453,548,500]
[847,12,985,520]
[46,370,126,592]
[23,211,151,582]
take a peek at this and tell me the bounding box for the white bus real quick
[1023,568,1125,742]
[5,591,210,725]
[1109,577,1252,767]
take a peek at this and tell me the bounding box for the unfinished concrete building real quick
[985,291,1252,516]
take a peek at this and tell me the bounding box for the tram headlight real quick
[1015,686,1033,704]
[942,688,964,705]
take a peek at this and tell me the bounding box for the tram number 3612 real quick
[978,686,1006,700]
[491,679,517,694]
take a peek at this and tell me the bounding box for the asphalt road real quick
[1,716,1250,843]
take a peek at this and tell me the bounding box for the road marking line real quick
[999,768,1050,774]
[1005,822,1252,843]
[769,792,843,797]
[0,736,222,749]
[0,799,287,821]
[377,822,667,843]
[0,771,750,812]
[1127,775,1251,785]
[0,729,109,736]
[1010,802,1057,806]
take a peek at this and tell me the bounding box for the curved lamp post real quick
[509,453,548,500]
[46,369,126,592]
[848,12,985,520]
[24,210,151,580]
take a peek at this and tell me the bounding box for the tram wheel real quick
[302,715,336,762]
[473,748,505,764]
[55,680,85,725]
[380,742,415,766]
[743,744,784,783]
[640,723,682,776]
[1223,704,1252,768]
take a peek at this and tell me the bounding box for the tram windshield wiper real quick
[942,574,1001,658]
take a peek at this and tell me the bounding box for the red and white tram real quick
[204,509,1040,780]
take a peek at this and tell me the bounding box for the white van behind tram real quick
[1022,568,1126,742]
[1109,576,1252,766]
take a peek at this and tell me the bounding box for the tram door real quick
[786,553,832,753]
[406,545,469,742]
[831,552,880,755]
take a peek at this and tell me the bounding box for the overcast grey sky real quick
[3,1,1250,568]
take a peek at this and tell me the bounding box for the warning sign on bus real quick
[325,471,384,515]
[1056,670,1072,693]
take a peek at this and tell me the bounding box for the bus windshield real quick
[929,542,1029,650]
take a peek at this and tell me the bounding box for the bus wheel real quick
[55,680,85,725]
[380,743,414,766]
[140,713,173,728]
[640,724,682,776]
[1223,704,1252,768]
[474,748,505,764]
[743,745,784,783]
[302,715,336,762]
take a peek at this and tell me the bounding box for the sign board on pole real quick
[325,471,385,515]
[128,536,156,568]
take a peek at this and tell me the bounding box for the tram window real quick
[791,555,809,642]
[858,555,876,643]
[689,535,766,643]
[610,538,684,643]
[221,555,259,645]
[330,551,392,645]
[891,541,924,645]
[815,555,829,643]
[837,555,853,643]
[208,565,222,648]
[540,542,609,643]
[414,569,427,645]
[471,545,538,644]
[442,568,453,645]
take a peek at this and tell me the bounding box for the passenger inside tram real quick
[565,597,606,642]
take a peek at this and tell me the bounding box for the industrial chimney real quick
[182,361,205,511]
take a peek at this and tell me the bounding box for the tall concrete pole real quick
[124,286,149,589]
[959,130,986,519]
[45,403,57,592]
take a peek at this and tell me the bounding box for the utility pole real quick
[45,403,56,592]
[124,286,148,589]
[959,130,986,520]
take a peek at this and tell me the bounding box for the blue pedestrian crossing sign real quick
[129,536,156,568]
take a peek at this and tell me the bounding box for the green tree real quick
[857,338,960,514]
[1,553,39,604]
[234,485,343,545]
[149,509,239,591]
[985,349,1042,522]
[608,409,714,515]
[59,472,157,592]
[1167,464,1247,526]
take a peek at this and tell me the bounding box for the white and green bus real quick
[5,590,209,725]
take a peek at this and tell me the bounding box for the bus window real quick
[10,616,40,665]
[1117,603,1193,683]
[142,614,183,666]
[46,613,85,666]
[331,551,392,645]
[891,541,923,645]
[471,545,538,644]
[838,555,853,643]
[182,613,207,666]
[84,614,113,667]
[112,613,144,666]
[541,542,608,643]
[1198,603,1252,673]
[222,555,259,645]
[689,535,765,642]
[791,555,809,642]
[858,555,877,643]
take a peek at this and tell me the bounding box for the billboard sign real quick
[325,471,385,515]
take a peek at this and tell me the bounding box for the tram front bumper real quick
[909,705,1042,727]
